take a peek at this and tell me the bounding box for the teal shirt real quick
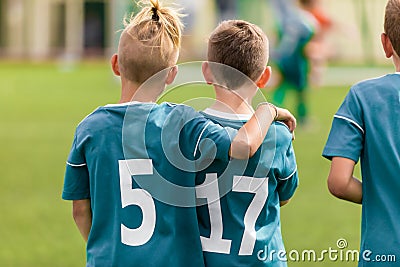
[196,109,299,267]
[63,102,235,267]
[323,74,400,266]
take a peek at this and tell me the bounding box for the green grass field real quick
[0,61,363,266]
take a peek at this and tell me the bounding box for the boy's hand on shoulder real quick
[275,106,297,133]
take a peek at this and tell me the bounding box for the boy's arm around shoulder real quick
[230,104,296,159]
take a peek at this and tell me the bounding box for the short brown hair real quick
[384,0,400,56]
[118,0,183,84]
[207,20,269,84]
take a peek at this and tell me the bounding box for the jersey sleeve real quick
[182,106,236,164]
[62,131,90,200]
[323,87,364,163]
[192,117,236,163]
[277,140,299,201]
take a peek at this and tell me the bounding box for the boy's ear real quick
[381,33,394,58]
[202,62,214,85]
[166,66,178,85]
[256,66,272,88]
[111,54,121,76]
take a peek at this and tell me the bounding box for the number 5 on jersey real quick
[119,159,156,246]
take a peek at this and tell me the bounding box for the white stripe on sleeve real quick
[66,161,87,167]
[334,115,365,134]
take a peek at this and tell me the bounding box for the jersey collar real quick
[105,101,154,107]
[202,108,252,121]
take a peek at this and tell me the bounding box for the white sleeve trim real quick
[66,161,87,167]
[278,167,297,181]
[193,121,212,157]
[334,115,365,134]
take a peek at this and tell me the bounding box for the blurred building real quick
[0,0,208,61]
[0,0,391,64]
[0,0,115,60]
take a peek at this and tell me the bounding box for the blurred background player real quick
[300,0,333,86]
[269,0,318,125]
[196,20,298,266]
[323,0,400,265]
[62,1,296,266]
[215,0,238,22]
[176,0,204,60]
[268,0,297,36]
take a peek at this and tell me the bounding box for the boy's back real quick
[196,110,298,267]
[323,74,400,263]
[63,102,235,266]
[196,19,298,266]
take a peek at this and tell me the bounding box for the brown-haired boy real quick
[196,20,298,266]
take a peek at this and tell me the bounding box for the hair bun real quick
[151,7,159,21]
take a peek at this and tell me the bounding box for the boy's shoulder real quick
[200,109,293,146]
[76,104,127,132]
[343,74,400,110]
[76,102,199,133]
[160,102,198,114]
[156,102,202,124]
[352,73,400,94]
[272,121,292,139]
[269,121,293,149]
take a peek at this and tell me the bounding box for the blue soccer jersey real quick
[323,74,400,266]
[196,109,299,267]
[62,102,236,267]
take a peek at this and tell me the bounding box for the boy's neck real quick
[393,55,400,72]
[210,86,255,115]
[118,78,161,103]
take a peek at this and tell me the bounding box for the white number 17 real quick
[196,174,268,256]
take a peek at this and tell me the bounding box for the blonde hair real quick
[207,20,269,83]
[118,0,183,83]
[384,0,400,56]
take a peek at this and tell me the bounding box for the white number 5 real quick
[119,159,156,246]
